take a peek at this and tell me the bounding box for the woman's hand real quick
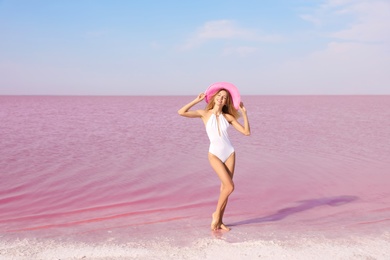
[194,93,206,103]
[239,102,247,113]
[238,101,250,135]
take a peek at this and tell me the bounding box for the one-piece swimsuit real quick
[206,113,234,162]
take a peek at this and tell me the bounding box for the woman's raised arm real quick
[177,93,205,118]
[229,102,251,136]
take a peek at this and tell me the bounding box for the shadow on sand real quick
[229,195,359,226]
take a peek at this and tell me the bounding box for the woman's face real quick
[214,90,228,107]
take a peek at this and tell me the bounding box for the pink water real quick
[1,95,390,255]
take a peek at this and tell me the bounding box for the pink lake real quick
[1,95,390,258]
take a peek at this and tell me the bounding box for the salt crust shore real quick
[1,234,390,260]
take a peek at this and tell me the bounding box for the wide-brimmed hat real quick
[205,82,241,109]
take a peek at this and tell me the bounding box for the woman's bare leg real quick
[219,153,235,230]
[208,152,235,231]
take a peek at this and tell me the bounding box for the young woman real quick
[178,83,250,231]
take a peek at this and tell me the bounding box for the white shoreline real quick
[1,234,390,260]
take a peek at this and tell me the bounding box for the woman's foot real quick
[211,213,231,231]
[220,223,231,231]
[211,212,220,231]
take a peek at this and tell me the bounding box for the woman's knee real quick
[223,182,234,194]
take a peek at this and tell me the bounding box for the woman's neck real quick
[212,106,223,115]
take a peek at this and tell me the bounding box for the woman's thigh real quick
[208,153,234,186]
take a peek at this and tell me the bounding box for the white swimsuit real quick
[206,113,234,162]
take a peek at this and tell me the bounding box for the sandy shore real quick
[1,233,389,260]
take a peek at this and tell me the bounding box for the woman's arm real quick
[229,102,251,136]
[177,93,205,118]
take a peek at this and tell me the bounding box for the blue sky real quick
[0,0,389,95]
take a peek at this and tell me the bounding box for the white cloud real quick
[261,0,390,94]
[299,14,323,26]
[304,0,390,43]
[322,0,362,8]
[222,46,258,57]
[329,1,390,43]
[196,20,252,40]
[180,20,252,50]
[180,20,282,51]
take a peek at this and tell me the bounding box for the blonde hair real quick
[205,89,240,119]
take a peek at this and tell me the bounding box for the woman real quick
[178,83,250,231]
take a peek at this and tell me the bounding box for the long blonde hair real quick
[205,89,240,119]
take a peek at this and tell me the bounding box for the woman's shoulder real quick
[196,109,208,116]
[223,113,236,123]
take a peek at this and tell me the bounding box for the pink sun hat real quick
[205,82,241,110]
